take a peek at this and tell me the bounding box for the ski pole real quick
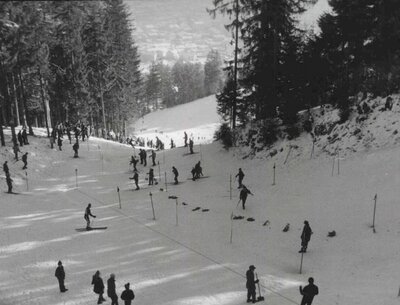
[25,171,28,191]
[175,197,179,226]
[236,198,241,208]
[299,251,304,274]
[230,211,233,244]
[284,146,292,164]
[117,187,121,209]
[75,168,78,188]
[372,194,377,233]
[149,192,156,220]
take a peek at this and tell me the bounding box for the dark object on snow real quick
[84,203,96,229]
[236,168,245,188]
[107,274,118,305]
[182,202,188,206]
[189,138,194,154]
[55,261,68,292]
[202,208,209,212]
[247,217,255,222]
[159,188,164,191]
[232,215,244,220]
[239,185,253,210]
[263,220,270,226]
[168,195,178,199]
[73,141,79,158]
[192,207,201,211]
[327,230,336,237]
[283,223,290,232]
[6,175,13,193]
[299,277,319,305]
[172,166,179,184]
[22,152,28,169]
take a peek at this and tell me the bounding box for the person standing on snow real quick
[246,265,259,303]
[6,175,13,193]
[22,127,29,145]
[189,138,194,154]
[172,166,179,184]
[57,136,63,151]
[92,270,106,304]
[55,260,68,292]
[73,140,79,158]
[130,171,139,190]
[130,156,138,172]
[148,168,154,186]
[299,277,318,305]
[22,152,28,170]
[235,168,245,188]
[84,203,96,229]
[184,131,188,147]
[239,185,253,210]
[17,130,24,147]
[299,221,313,253]
[149,150,156,166]
[107,273,118,305]
[3,161,9,176]
[121,283,135,305]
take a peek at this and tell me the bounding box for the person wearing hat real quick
[120,283,135,305]
[107,273,118,305]
[246,265,259,303]
[92,270,106,304]
[299,277,319,305]
[3,161,9,176]
[300,221,313,253]
[55,261,68,292]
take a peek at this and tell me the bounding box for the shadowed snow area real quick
[1,95,400,305]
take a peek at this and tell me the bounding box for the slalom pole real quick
[165,172,168,192]
[75,168,78,188]
[372,194,377,233]
[230,211,233,244]
[230,174,232,200]
[299,251,304,274]
[337,151,340,175]
[175,197,179,226]
[117,187,121,209]
[25,171,28,191]
[284,146,292,164]
[272,163,276,186]
[149,192,156,220]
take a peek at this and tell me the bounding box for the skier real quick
[150,150,156,166]
[299,277,319,305]
[172,166,179,184]
[170,139,175,149]
[191,167,196,181]
[107,273,118,305]
[299,221,313,253]
[73,140,79,158]
[6,175,13,193]
[139,149,144,165]
[3,161,9,176]
[22,152,28,170]
[130,156,138,171]
[246,265,259,303]
[239,185,253,210]
[189,138,194,154]
[84,203,97,229]
[143,150,147,166]
[148,168,154,186]
[57,136,63,151]
[129,171,140,190]
[184,131,188,147]
[92,270,106,304]
[13,143,21,161]
[22,127,29,145]
[17,130,24,147]
[235,168,245,188]
[120,283,135,305]
[194,161,203,179]
[55,260,68,292]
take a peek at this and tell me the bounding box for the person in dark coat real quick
[57,136,63,151]
[191,167,196,181]
[184,131,188,147]
[22,152,28,170]
[22,127,29,145]
[246,265,258,303]
[239,185,253,210]
[107,273,118,305]
[300,221,313,253]
[150,150,156,166]
[130,156,138,172]
[235,168,245,188]
[120,283,135,305]
[84,203,96,229]
[143,150,147,166]
[194,161,203,179]
[55,261,68,292]
[67,127,72,144]
[92,270,106,304]
[129,171,139,190]
[3,161,9,176]
[139,149,143,164]
[170,139,175,149]
[73,140,79,158]
[148,168,154,185]
[13,143,21,161]
[17,130,24,147]
[189,138,194,154]
[172,166,179,184]
[6,175,13,193]
[299,277,318,305]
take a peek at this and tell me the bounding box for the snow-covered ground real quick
[1,95,400,305]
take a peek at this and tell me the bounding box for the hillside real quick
[1,94,400,305]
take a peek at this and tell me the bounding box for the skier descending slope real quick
[239,185,253,210]
[84,203,97,229]
[236,168,245,188]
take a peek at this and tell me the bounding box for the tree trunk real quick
[11,73,21,127]
[0,106,5,146]
[38,67,51,137]
[18,68,34,135]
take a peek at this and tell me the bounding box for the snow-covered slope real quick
[1,95,400,305]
